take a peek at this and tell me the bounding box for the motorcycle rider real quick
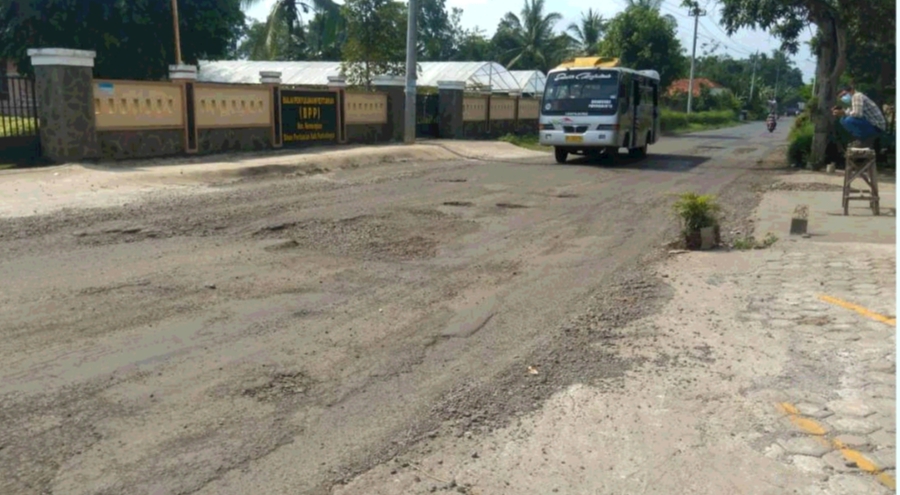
[766,112,777,131]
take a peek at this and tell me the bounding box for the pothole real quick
[252,209,475,261]
[242,371,311,403]
[496,203,528,209]
[442,201,474,207]
[436,178,467,183]
[555,193,578,198]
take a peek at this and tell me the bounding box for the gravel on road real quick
[0,124,789,495]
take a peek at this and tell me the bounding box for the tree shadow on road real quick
[664,133,743,140]
[568,153,711,172]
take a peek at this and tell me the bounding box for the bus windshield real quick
[542,70,620,116]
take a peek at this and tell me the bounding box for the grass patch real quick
[498,133,551,152]
[0,116,37,137]
[731,232,778,250]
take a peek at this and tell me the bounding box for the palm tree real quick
[240,0,340,59]
[494,0,567,72]
[567,9,606,56]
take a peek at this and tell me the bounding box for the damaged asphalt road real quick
[0,125,786,495]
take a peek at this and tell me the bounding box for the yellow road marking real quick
[818,294,896,326]
[877,472,897,490]
[778,402,896,490]
[789,416,828,436]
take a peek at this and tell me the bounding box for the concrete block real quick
[829,417,881,435]
[827,399,876,418]
[777,437,832,457]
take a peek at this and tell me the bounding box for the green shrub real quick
[660,109,736,132]
[673,192,720,233]
[660,110,689,131]
[787,120,814,167]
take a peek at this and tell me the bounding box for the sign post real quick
[280,89,339,146]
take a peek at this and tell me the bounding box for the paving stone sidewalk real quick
[739,241,895,493]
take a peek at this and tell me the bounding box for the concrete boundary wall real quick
[28,48,542,163]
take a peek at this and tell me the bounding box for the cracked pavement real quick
[3,124,890,495]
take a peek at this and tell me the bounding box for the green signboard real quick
[280,90,339,145]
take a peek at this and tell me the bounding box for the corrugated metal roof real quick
[197,60,523,92]
[509,70,547,94]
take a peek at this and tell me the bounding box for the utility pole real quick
[686,3,705,114]
[171,0,183,64]
[774,63,781,102]
[748,51,758,106]
[403,0,418,144]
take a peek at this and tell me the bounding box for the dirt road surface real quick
[1,124,788,494]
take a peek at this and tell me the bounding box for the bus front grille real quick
[563,125,589,134]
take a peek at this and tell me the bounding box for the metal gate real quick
[416,93,439,138]
[0,75,41,164]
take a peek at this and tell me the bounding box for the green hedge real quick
[787,120,814,167]
[660,110,737,132]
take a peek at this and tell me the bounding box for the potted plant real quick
[673,193,721,250]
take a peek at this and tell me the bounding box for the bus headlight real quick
[540,123,555,130]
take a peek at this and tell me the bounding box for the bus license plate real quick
[565,135,583,143]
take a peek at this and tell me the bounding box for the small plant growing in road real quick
[732,232,779,250]
[673,193,720,249]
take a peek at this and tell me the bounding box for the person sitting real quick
[831,84,886,148]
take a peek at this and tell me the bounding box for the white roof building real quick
[197,60,529,93]
[509,70,547,94]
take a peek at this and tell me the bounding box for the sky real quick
[244,0,817,83]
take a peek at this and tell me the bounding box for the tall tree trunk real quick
[809,16,846,169]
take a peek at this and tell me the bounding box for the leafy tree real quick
[340,0,406,89]
[1,0,246,80]
[417,0,457,61]
[842,0,895,105]
[237,18,305,60]
[307,9,347,60]
[599,4,687,89]
[239,0,340,60]
[713,0,893,167]
[492,0,570,72]
[567,9,606,56]
[626,0,664,8]
[452,28,495,61]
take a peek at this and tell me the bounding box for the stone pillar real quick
[373,75,405,142]
[169,64,197,81]
[260,71,283,148]
[438,81,465,140]
[481,87,493,138]
[510,91,522,135]
[169,64,198,153]
[327,76,347,144]
[27,48,98,163]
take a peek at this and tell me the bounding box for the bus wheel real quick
[629,142,648,159]
[603,147,619,163]
[554,147,568,164]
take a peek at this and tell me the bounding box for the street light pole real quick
[686,3,705,114]
[171,0,183,64]
[403,0,418,144]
